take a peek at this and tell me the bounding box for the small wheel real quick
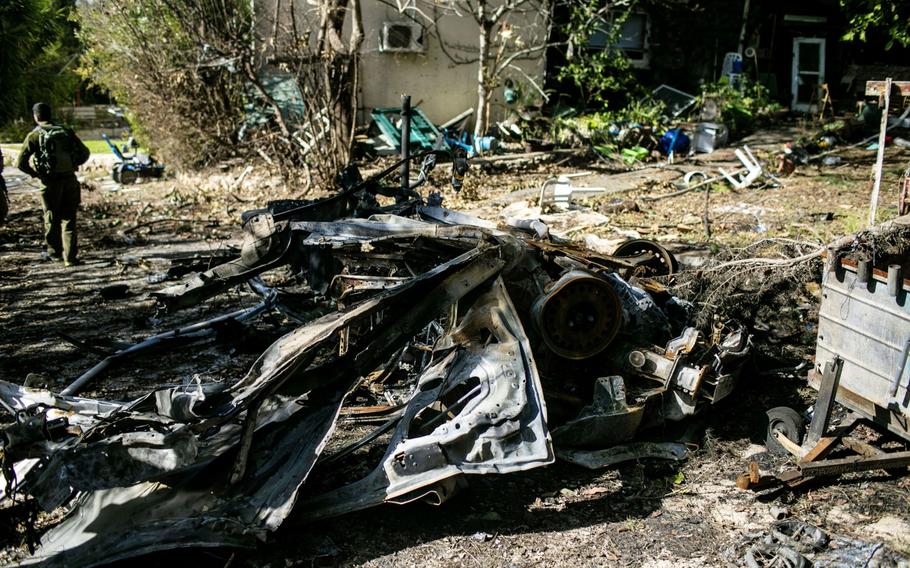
[613,239,679,277]
[118,166,139,185]
[765,406,804,456]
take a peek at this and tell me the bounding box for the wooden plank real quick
[866,80,910,97]
[841,436,882,458]
[773,430,807,458]
[800,435,841,463]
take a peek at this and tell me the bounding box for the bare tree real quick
[79,0,364,186]
[422,0,553,138]
[256,0,365,186]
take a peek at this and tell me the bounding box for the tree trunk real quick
[474,22,492,139]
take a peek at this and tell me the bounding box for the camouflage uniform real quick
[16,122,90,264]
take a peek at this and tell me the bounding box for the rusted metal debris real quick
[741,216,910,491]
[734,518,906,568]
[0,150,751,566]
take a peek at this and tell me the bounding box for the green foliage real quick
[559,99,667,146]
[0,0,83,126]
[82,139,134,155]
[841,0,910,49]
[0,119,38,144]
[557,76,781,159]
[610,99,667,128]
[696,79,779,138]
[822,119,845,132]
[77,0,252,166]
[556,0,643,109]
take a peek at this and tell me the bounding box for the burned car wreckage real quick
[0,150,751,565]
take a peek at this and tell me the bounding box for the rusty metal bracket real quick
[797,450,910,477]
[804,357,843,447]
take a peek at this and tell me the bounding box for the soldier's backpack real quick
[35,125,77,176]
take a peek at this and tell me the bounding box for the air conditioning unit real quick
[379,21,425,53]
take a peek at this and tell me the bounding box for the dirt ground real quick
[1,122,909,567]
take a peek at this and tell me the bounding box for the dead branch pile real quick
[829,214,910,262]
[665,239,825,361]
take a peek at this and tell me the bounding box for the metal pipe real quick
[887,264,902,296]
[400,94,411,194]
[827,249,838,272]
[737,0,751,55]
[857,260,870,283]
[869,77,892,226]
[61,299,274,396]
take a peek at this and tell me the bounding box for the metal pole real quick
[400,94,411,193]
[869,77,891,226]
[61,299,273,396]
[888,336,910,401]
[737,0,751,55]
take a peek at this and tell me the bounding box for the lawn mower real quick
[102,133,165,184]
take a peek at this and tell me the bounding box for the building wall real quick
[255,0,549,129]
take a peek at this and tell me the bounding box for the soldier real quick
[0,151,8,225]
[16,102,90,266]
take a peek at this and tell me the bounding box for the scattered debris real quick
[650,85,697,118]
[557,442,689,470]
[718,146,765,190]
[0,148,753,564]
[731,520,908,568]
[98,283,130,300]
[370,106,441,153]
[693,122,729,154]
[538,174,607,208]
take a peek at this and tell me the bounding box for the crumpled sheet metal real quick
[0,383,128,506]
[551,376,648,449]
[299,277,554,520]
[0,382,124,430]
[1,211,750,565]
[4,228,527,566]
[153,213,505,311]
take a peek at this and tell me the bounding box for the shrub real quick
[696,79,780,139]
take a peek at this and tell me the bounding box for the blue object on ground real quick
[658,128,690,156]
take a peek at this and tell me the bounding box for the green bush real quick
[0,119,37,144]
[77,0,251,167]
[557,99,668,147]
[556,0,644,109]
[696,79,780,138]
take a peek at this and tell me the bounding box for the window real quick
[379,22,426,53]
[587,12,650,68]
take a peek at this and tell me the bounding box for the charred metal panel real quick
[298,277,554,520]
